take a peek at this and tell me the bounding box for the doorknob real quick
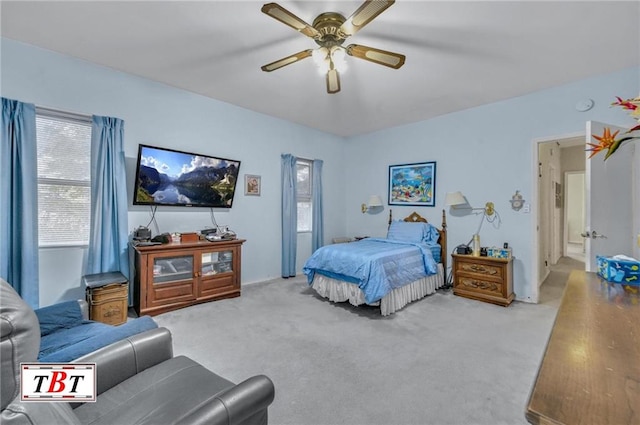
[581,230,607,239]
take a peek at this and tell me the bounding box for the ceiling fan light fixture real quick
[317,59,330,75]
[330,46,347,73]
[312,47,329,66]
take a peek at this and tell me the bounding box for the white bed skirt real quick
[310,263,445,316]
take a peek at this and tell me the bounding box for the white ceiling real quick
[2,1,639,137]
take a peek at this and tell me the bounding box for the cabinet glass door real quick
[201,250,233,276]
[153,255,194,284]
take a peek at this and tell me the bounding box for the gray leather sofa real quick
[1,279,275,425]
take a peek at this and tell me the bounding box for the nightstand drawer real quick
[457,274,503,297]
[455,261,504,280]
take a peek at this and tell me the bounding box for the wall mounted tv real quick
[133,144,241,208]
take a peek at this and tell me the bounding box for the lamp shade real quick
[368,195,383,207]
[444,191,466,207]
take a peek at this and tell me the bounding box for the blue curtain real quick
[0,98,39,308]
[86,116,131,302]
[312,159,324,251]
[281,154,297,278]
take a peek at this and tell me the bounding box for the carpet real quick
[154,273,561,425]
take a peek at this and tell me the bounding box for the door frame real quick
[531,131,583,304]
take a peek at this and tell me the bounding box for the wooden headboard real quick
[388,209,448,276]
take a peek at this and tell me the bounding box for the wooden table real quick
[526,270,640,425]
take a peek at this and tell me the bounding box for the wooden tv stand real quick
[131,239,245,316]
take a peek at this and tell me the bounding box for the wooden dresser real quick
[451,253,514,306]
[131,239,245,316]
[526,270,640,425]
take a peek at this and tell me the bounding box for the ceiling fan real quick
[261,0,405,94]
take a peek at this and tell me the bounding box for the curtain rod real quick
[36,105,91,124]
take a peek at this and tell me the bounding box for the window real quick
[35,108,92,247]
[296,159,312,232]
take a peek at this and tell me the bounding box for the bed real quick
[303,210,448,315]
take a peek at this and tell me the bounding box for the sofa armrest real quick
[180,375,275,425]
[73,327,173,395]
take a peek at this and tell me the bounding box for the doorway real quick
[535,134,585,303]
[564,171,585,263]
[534,125,636,304]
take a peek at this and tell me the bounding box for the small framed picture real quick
[244,174,261,196]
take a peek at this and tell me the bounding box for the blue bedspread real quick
[303,238,439,304]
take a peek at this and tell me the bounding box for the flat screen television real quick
[133,144,241,208]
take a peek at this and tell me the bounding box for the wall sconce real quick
[444,191,494,216]
[510,190,525,211]
[361,195,383,213]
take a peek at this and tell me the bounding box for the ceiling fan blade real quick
[261,3,321,39]
[346,44,405,69]
[339,0,395,37]
[261,49,313,72]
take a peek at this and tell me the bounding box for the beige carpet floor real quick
[153,259,578,425]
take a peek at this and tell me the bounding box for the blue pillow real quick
[386,221,425,243]
[422,223,441,244]
[35,301,84,336]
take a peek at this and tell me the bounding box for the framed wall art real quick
[244,174,261,196]
[388,161,437,207]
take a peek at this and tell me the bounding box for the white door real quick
[584,121,635,271]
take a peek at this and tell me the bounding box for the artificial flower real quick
[586,127,618,158]
[612,96,638,111]
[589,95,640,160]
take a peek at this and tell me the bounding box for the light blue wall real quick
[344,66,639,301]
[2,37,638,306]
[1,38,347,306]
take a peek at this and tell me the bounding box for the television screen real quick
[133,144,241,208]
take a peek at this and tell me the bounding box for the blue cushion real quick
[35,301,84,336]
[39,321,110,358]
[38,316,158,362]
[386,221,425,243]
[422,223,440,244]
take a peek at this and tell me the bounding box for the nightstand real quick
[451,254,514,306]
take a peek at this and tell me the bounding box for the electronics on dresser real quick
[135,241,162,247]
[151,233,171,244]
[205,230,237,242]
[201,228,217,236]
[456,244,472,255]
[134,226,151,241]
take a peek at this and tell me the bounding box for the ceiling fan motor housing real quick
[312,12,347,47]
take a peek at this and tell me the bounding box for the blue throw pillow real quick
[422,223,441,244]
[386,221,425,243]
[35,301,84,336]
